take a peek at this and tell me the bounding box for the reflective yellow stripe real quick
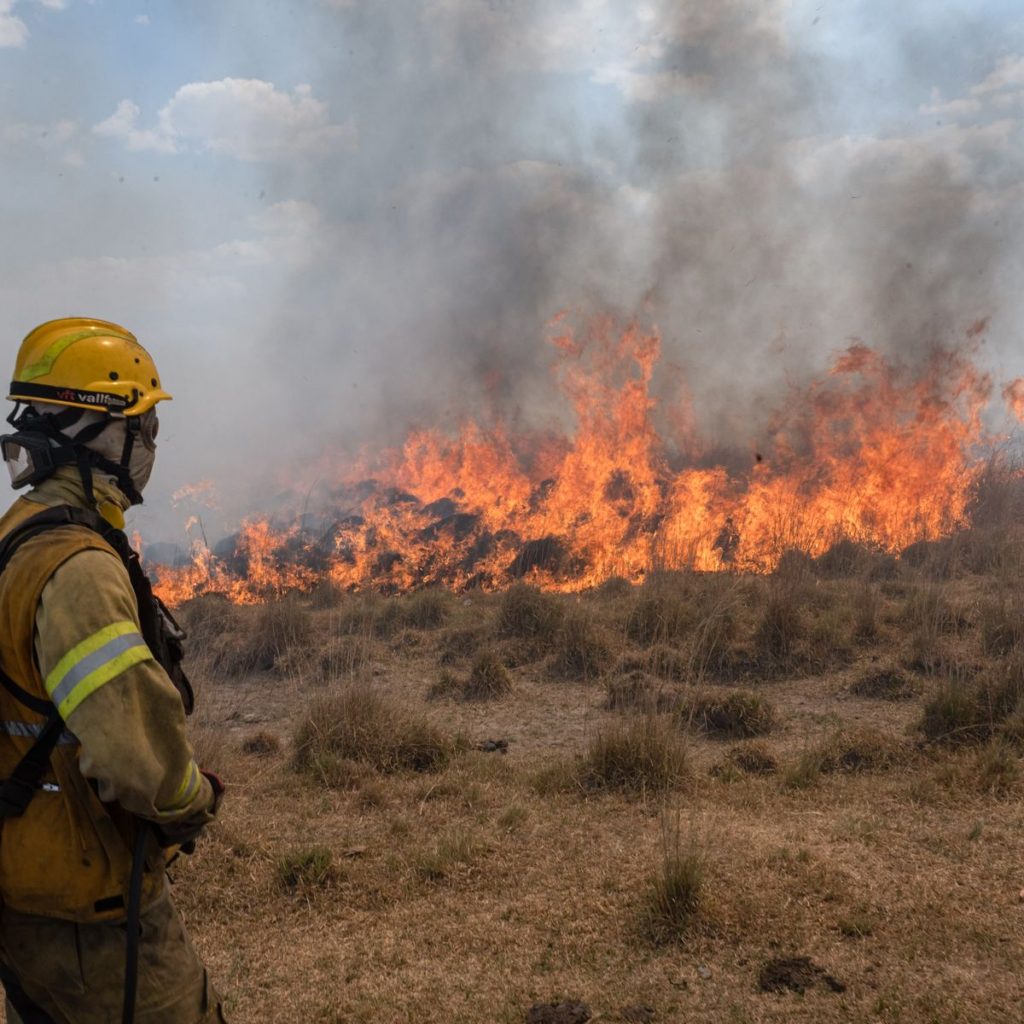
[166,760,201,813]
[20,331,94,381]
[45,621,153,719]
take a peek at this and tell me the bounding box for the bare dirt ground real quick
[160,559,1024,1024]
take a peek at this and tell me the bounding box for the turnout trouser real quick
[0,892,225,1023]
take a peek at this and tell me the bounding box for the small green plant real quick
[412,829,481,882]
[276,846,337,894]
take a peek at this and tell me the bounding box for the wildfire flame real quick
[152,316,1001,606]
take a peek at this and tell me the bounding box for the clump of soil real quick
[758,956,845,994]
[526,1001,592,1024]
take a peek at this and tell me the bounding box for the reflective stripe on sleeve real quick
[155,760,201,819]
[0,721,78,745]
[45,621,153,719]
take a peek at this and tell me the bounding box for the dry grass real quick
[550,607,611,681]
[680,689,777,739]
[292,685,455,780]
[578,714,688,793]
[464,650,514,700]
[174,560,1024,1023]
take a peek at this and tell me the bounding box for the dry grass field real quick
[162,531,1024,1022]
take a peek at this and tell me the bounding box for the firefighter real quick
[0,318,225,1023]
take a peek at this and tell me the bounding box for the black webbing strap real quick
[0,713,64,818]
[0,505,121,819]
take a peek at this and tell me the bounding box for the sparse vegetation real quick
[550,607,611,680]
[275,846,338,894]
[496,583,564,642]
[641,817,704,943]
[464,650,513,699]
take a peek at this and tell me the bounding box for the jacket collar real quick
[25,467,130,530]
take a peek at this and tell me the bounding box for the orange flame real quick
[152,317,999,605]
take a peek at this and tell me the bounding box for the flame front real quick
[153,318,997,605]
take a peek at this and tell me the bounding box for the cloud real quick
[0,0,66,47]
[93,79,352,162]
[134,13,149,25]
[920,88,983,120]
[970,54,1024,96]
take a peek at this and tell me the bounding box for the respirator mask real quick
[1,403,159,505]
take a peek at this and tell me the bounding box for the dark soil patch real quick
[758,956,845,995]
[526,1001,592,1024]
[849,667,921,701]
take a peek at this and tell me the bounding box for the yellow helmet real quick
[8,317,172,416]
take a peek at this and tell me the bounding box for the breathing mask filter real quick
[0,403,159,506]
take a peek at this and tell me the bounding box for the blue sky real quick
[0,0,1022,538]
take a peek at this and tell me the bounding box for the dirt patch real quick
[758,956,846,994]
[526,1001,592,1024]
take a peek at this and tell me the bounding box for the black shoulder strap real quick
[0,505,135,819]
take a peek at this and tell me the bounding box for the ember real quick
[153,317,1001,606]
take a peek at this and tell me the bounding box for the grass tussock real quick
[438,626,486,665]
[782,728,909,788]
[722,740,778,776]
[251,596,313,671]
[496,584,564,642]
[464,650,513,700]
[979,596,1024,657]
[377,589,453,636]
[275,845,339,895]
[626,591,692,646]
[579,715,688,793]
[604,671,676,713]
[753,582,805,668]
[293,685,454,780]
[920,657,1024,746]
[681,690,777,739]
[240,730,280,757]
[642,816,704,944]
[411,829,483,883]
[849,665,920,701]
[550,607,611,681]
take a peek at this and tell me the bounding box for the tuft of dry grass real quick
[919,658,1024,746]
[721,740,778,776]
[641,815,704,944]
[579,715,688,793]
[680,690,776,739]
[849,665,920,701]
[753,581,804,668]
[241,730,281,757]
[550,607,611,681]
[293,685,454,780]
[464,650,513,700]
[626,591,691,646]
[604,671,675,713]
[496,584,564,642]
[251,596,314,671]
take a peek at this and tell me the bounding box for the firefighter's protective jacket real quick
[0,468,215,922]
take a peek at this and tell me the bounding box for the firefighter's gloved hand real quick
[154,818,207,850]
[202,769,225,814]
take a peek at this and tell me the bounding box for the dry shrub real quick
[688,587,740,680]
[579,715,688,793]
[681,690,776,739]
[275,845,338,895]
[550,608,611,680]
[642,816,704,944]
[597,576,634,598]
[814,538,874,578]
[805,605,853,669]
[626,591,692,646]
[250,596,313,670]
[179,595,260,677]
[465,650,513,700]
[774,549,815,583]
[178,593,242,644]
[241,730,280,757]
[497,584,563,642]
[849,666,920,701]
[427,669,462,701]
[293,686,454,780]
